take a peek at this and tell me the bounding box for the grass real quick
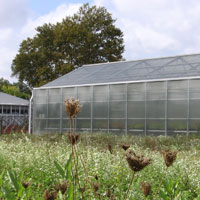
[0,133,200,199]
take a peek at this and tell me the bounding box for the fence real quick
[0,115,29,134]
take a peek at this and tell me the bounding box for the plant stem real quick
[153,168,168,199]
[123,172,135,200]
[74,144,84,200]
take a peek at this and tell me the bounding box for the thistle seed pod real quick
[68,133,80,145]
[21,181,31,189]
[53,181,69,194]
[125,149,151,172]
[93,183,100,193]
[120,143,130,151]
[161,150,177,167]
[64,98,82,119]
[43,189,57,200]
[141,182,151,197]
[108,144,113,154]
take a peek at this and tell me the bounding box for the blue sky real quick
[1,0,200,82]
[29,0,92,15]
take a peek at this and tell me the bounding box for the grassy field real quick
[0,133,200,199]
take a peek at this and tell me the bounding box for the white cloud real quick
[21,3,81,38]
[0,1,81,82]
[94,0,200,59]
[2,0,200,82]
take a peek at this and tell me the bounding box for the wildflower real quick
[161,150,177,167]
[141,182,151,197]
[64,98,82,119]
[120,143,130,151]
[125,149,151,172]
[43,189,57,200]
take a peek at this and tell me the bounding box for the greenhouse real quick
[32,53,200,135]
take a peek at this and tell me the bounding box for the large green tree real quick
[0,78,30,99]
[11,4,124,88]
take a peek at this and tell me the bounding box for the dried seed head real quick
[108,144,113,154]
[21,181,31,189]
[64,98,82,119]
[161,150,177,167]
[43,189,57,200]
[68,133,80,145]
[54,181,69,194]
[93,183,100,193]
[79,187,86,193]
[120,143,130,151]
[141,182,151,197]
[94,174,98,180]
[106,189,111,197]
[125,150,152,172]
[110,194,116,200]
[38,183,42,189]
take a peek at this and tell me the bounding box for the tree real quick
[11,4,124,88]
[0,78,30,99]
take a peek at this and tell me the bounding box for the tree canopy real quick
[11,4,124,89]
[0,78,30,99]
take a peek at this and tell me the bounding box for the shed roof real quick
[41,53,200,88]
[0,92,29,105]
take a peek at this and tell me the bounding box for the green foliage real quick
[0,133,199,199]
[0,78,30,99]
[11,3,124,89]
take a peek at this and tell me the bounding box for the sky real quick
[1,0,200,83]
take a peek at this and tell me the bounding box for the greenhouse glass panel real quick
[127,119,145,130]
[168,119,187,130]
[62,87,76,100]
[77,86,92,102]
[127,101,145,118]
[48,103,61,118]
[34,104,47,118]
[109,119,125,129]
[93,119,108,129]
[34,119,47,133]
[168,100,187,118]
[147,119,165,130]
[189,99,200,118]
[49,89,61,103]
[110,84,126,101]
[147,82,166,100]
[34,89,48,104]
[76,119,91,129]
[168,80,188,100]
[93,85,109,102]
[146,100,165,118]
[128,83,145,101]
[189,120,200,131]
[189,79,200,99]
[48,119,60,129]
[110,101,126,118]
[62,119,70,129]
[77,102,91,118]
[93,102,108,118]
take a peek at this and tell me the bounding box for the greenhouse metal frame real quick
[32,54,200,135]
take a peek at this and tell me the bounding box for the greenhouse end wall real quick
[32,78,200,135]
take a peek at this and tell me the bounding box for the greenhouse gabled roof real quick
[0,92,29,105]
[41,53,200,88]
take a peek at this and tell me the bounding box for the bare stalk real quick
[153,168,168,199]
[123,172,135,200]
